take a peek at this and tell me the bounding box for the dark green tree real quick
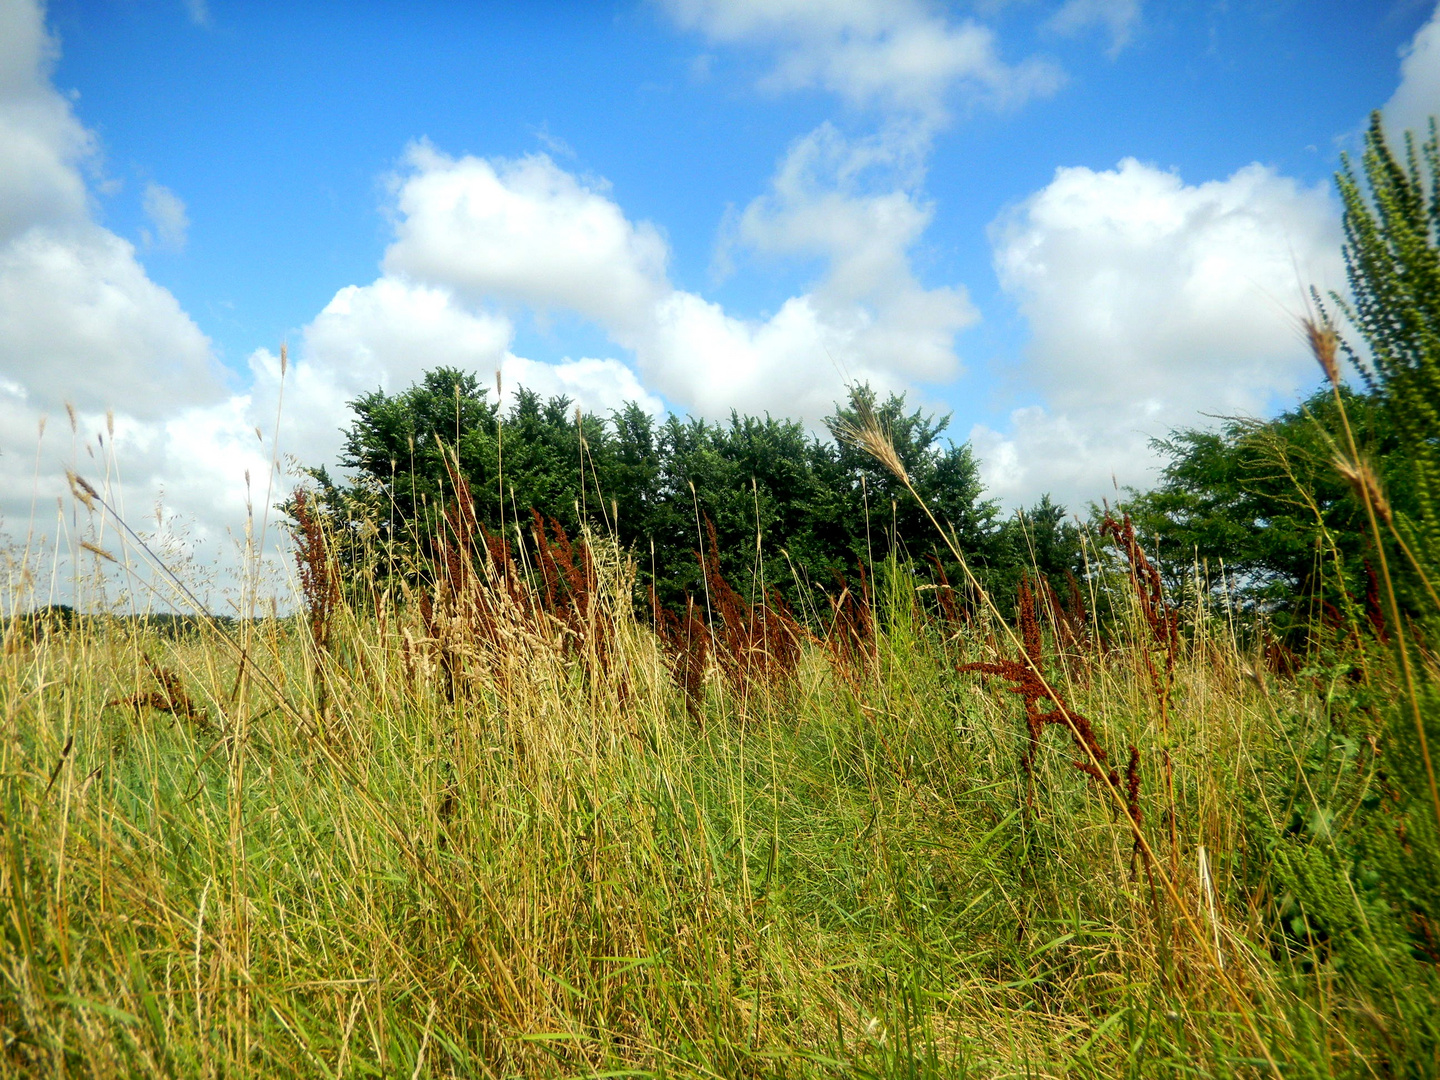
[1125,388,1398,625]
[316,375,1029,620]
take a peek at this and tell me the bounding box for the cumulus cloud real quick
[385,145,670,335]
[0,223,216,418]
[659,0,1063,120]
[1046,0,1141,58]
[977,157,1342,506]
[1383,3,1440,141]
[0,0,91,245]
[261,276,664,470]
[0,0,221,485]
[141,182,189,250]
[379,133,972,424]
[733,124,974,380]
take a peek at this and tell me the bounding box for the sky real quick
[1,0,1437,605]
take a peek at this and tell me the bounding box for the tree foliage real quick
[312,377,1081,616]
[1335,112,1440,564]
[1126,388,1399,624]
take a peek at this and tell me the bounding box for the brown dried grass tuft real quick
[701,518,804,696]
[292,488,340,650]
[109,654,213,733]
[824,563,875,690]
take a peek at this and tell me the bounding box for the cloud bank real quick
[376,138,972,422]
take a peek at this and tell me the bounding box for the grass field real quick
[2,442,1438,1080]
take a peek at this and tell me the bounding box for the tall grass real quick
[1,420,1437,1078]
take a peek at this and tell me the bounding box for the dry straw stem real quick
[1303,312,1440,835]
[835,400,1282,1076]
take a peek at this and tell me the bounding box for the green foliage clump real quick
[1126,387,1398,625]
[1336,113,1440,570]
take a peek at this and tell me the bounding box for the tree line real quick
[307,375,1082,616]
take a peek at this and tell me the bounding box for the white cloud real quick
[0,0,218,428]
[1046,0,1141,58]
[1383,4,1440,141]
[0,0,91,245]
[733,123,974,382]
[0,1,223,589]
[378,131,973,425]
[142,182,189,250]
[267,276,664,470]
[979,157,1342,507]
[658,0,1063,120]
[308,277,513,391]
[501,354,663,418]
[384,145,669,336]
[0,223,216,418]
[0,2,674,607]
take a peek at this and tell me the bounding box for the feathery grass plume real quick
[1332,452,1393,527]
[833,397,908,486]
[79,541,116,564]
[1304,312,1342,388]
[66,470,97,510]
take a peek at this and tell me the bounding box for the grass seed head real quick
[1333,453,1393,525]
[80,540,116,563]
[66,470,97,509]
[835,401,908,485]
[1303,315,1341,387]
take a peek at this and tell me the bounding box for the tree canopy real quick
[310,377,1081,616]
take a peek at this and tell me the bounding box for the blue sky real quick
[2,0,1438,595]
